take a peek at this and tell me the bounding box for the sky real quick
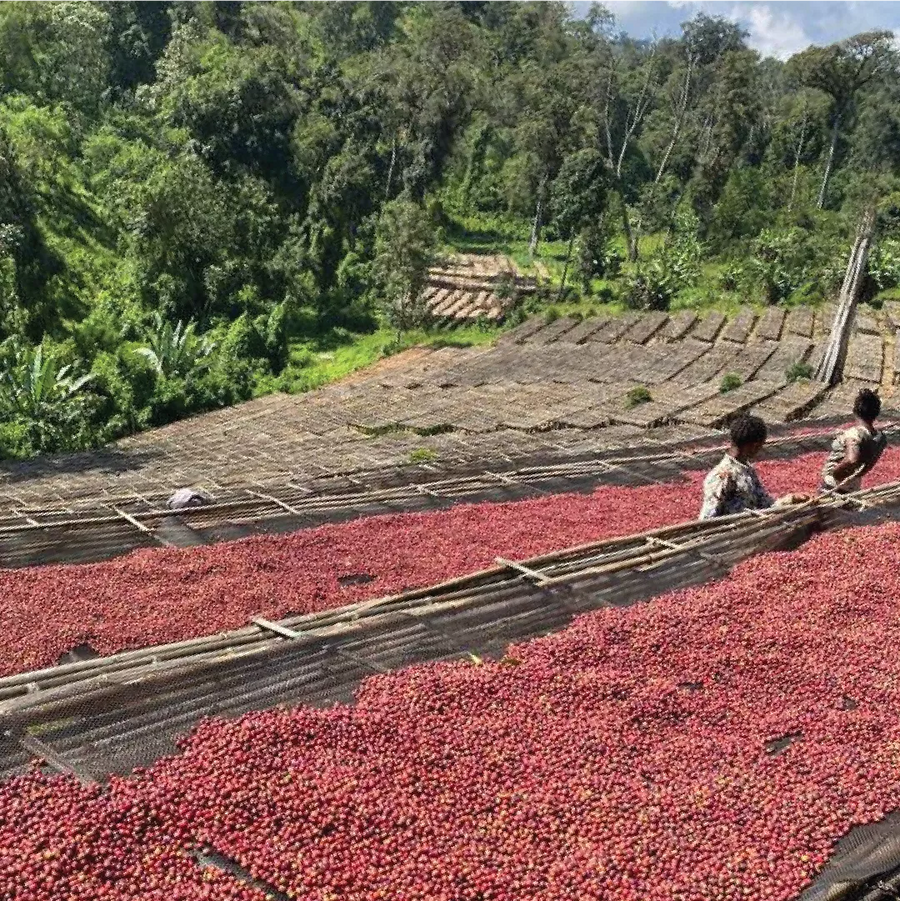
[571,1,900,59]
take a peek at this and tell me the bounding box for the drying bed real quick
[0,421,849,568]
[5,514,900,900]
[0,300,893,515]
[2,441,889,679]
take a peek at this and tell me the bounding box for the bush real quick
[494,272,516,303]
[623,261,677,311]
[625,385,652,408]
[719,373,743,393]
[786,361,814,382]
[576,223,623,289]
[869,237,900,290]
[88,349,156,439]
[748,225,845,304]
[719,261,745,292]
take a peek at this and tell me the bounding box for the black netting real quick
[801,815,900,901]
[0,505,829,785]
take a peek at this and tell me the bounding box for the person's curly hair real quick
[729,414,767,449]
[853,388,881,423]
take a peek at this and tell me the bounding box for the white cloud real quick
[730,3,813,58]
[582,1,900,56]
[603,1,670,12]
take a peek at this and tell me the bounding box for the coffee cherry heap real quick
[3,520,900,900]
[1,444,881,677]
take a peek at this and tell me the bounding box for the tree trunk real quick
[655,120,683,185]
[529,180,545,259]
[655,58,693,184]
[385,138,397,199]
[558,234,575,299]
[817,115,840,210]
[619,189,638,262]
[788,108,808,213]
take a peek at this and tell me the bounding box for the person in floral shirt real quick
[820,388,887,494]
[699,415,805,519]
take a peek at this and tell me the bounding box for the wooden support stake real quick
[495,556,550,585]
[246,491,304,518]
[112,506,174,547]
[16,732,92,782]
[251,617,303,640]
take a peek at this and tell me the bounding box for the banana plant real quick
[136,312,216,379]
[0,341,94,453]
[2,343,93,420]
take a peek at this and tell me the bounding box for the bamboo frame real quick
[4,478,900,733]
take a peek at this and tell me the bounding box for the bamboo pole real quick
[2,477,899,719]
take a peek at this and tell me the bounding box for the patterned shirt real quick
[699,454,774,520]
[821,424,886,493]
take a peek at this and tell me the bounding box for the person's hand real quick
[775,493,808,507]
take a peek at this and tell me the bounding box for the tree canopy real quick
[0,1,898,458]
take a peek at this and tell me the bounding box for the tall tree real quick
[789,30,897,209]
[654,13,747,184]
[551,147,608,293]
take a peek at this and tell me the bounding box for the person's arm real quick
[699,470,734,520]
[831,435,862,484]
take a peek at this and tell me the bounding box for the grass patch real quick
[786,361,815,382]
[625,385,652,408]
[408,447,438,464]
[356,422,408,438]
[355,422,455,439]
[416,423,454,437]
[277,322,499,397]
[719,373,743,393]
[28,717,79,737]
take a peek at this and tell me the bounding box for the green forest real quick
[1,1,900,460]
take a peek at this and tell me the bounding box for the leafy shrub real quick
[749,229,802,303]
[786,361,814,382]
[136,313,215,379]
[0,341,95,456]
[719,262,745,292]
[748,226,845,304]
[88,348,156,439]
[666,227,704,288]
[623,209,702,311]
[625,385,652,408]
[543,307,560,324]
[869,238,900,290]
[622,261,677,311]
[505,304,529,327]
[719,373,743,393]
[494,272,516,302]
[577,223,623,289]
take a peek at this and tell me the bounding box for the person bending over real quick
[699,415,805,520]
[821,388,887,494]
